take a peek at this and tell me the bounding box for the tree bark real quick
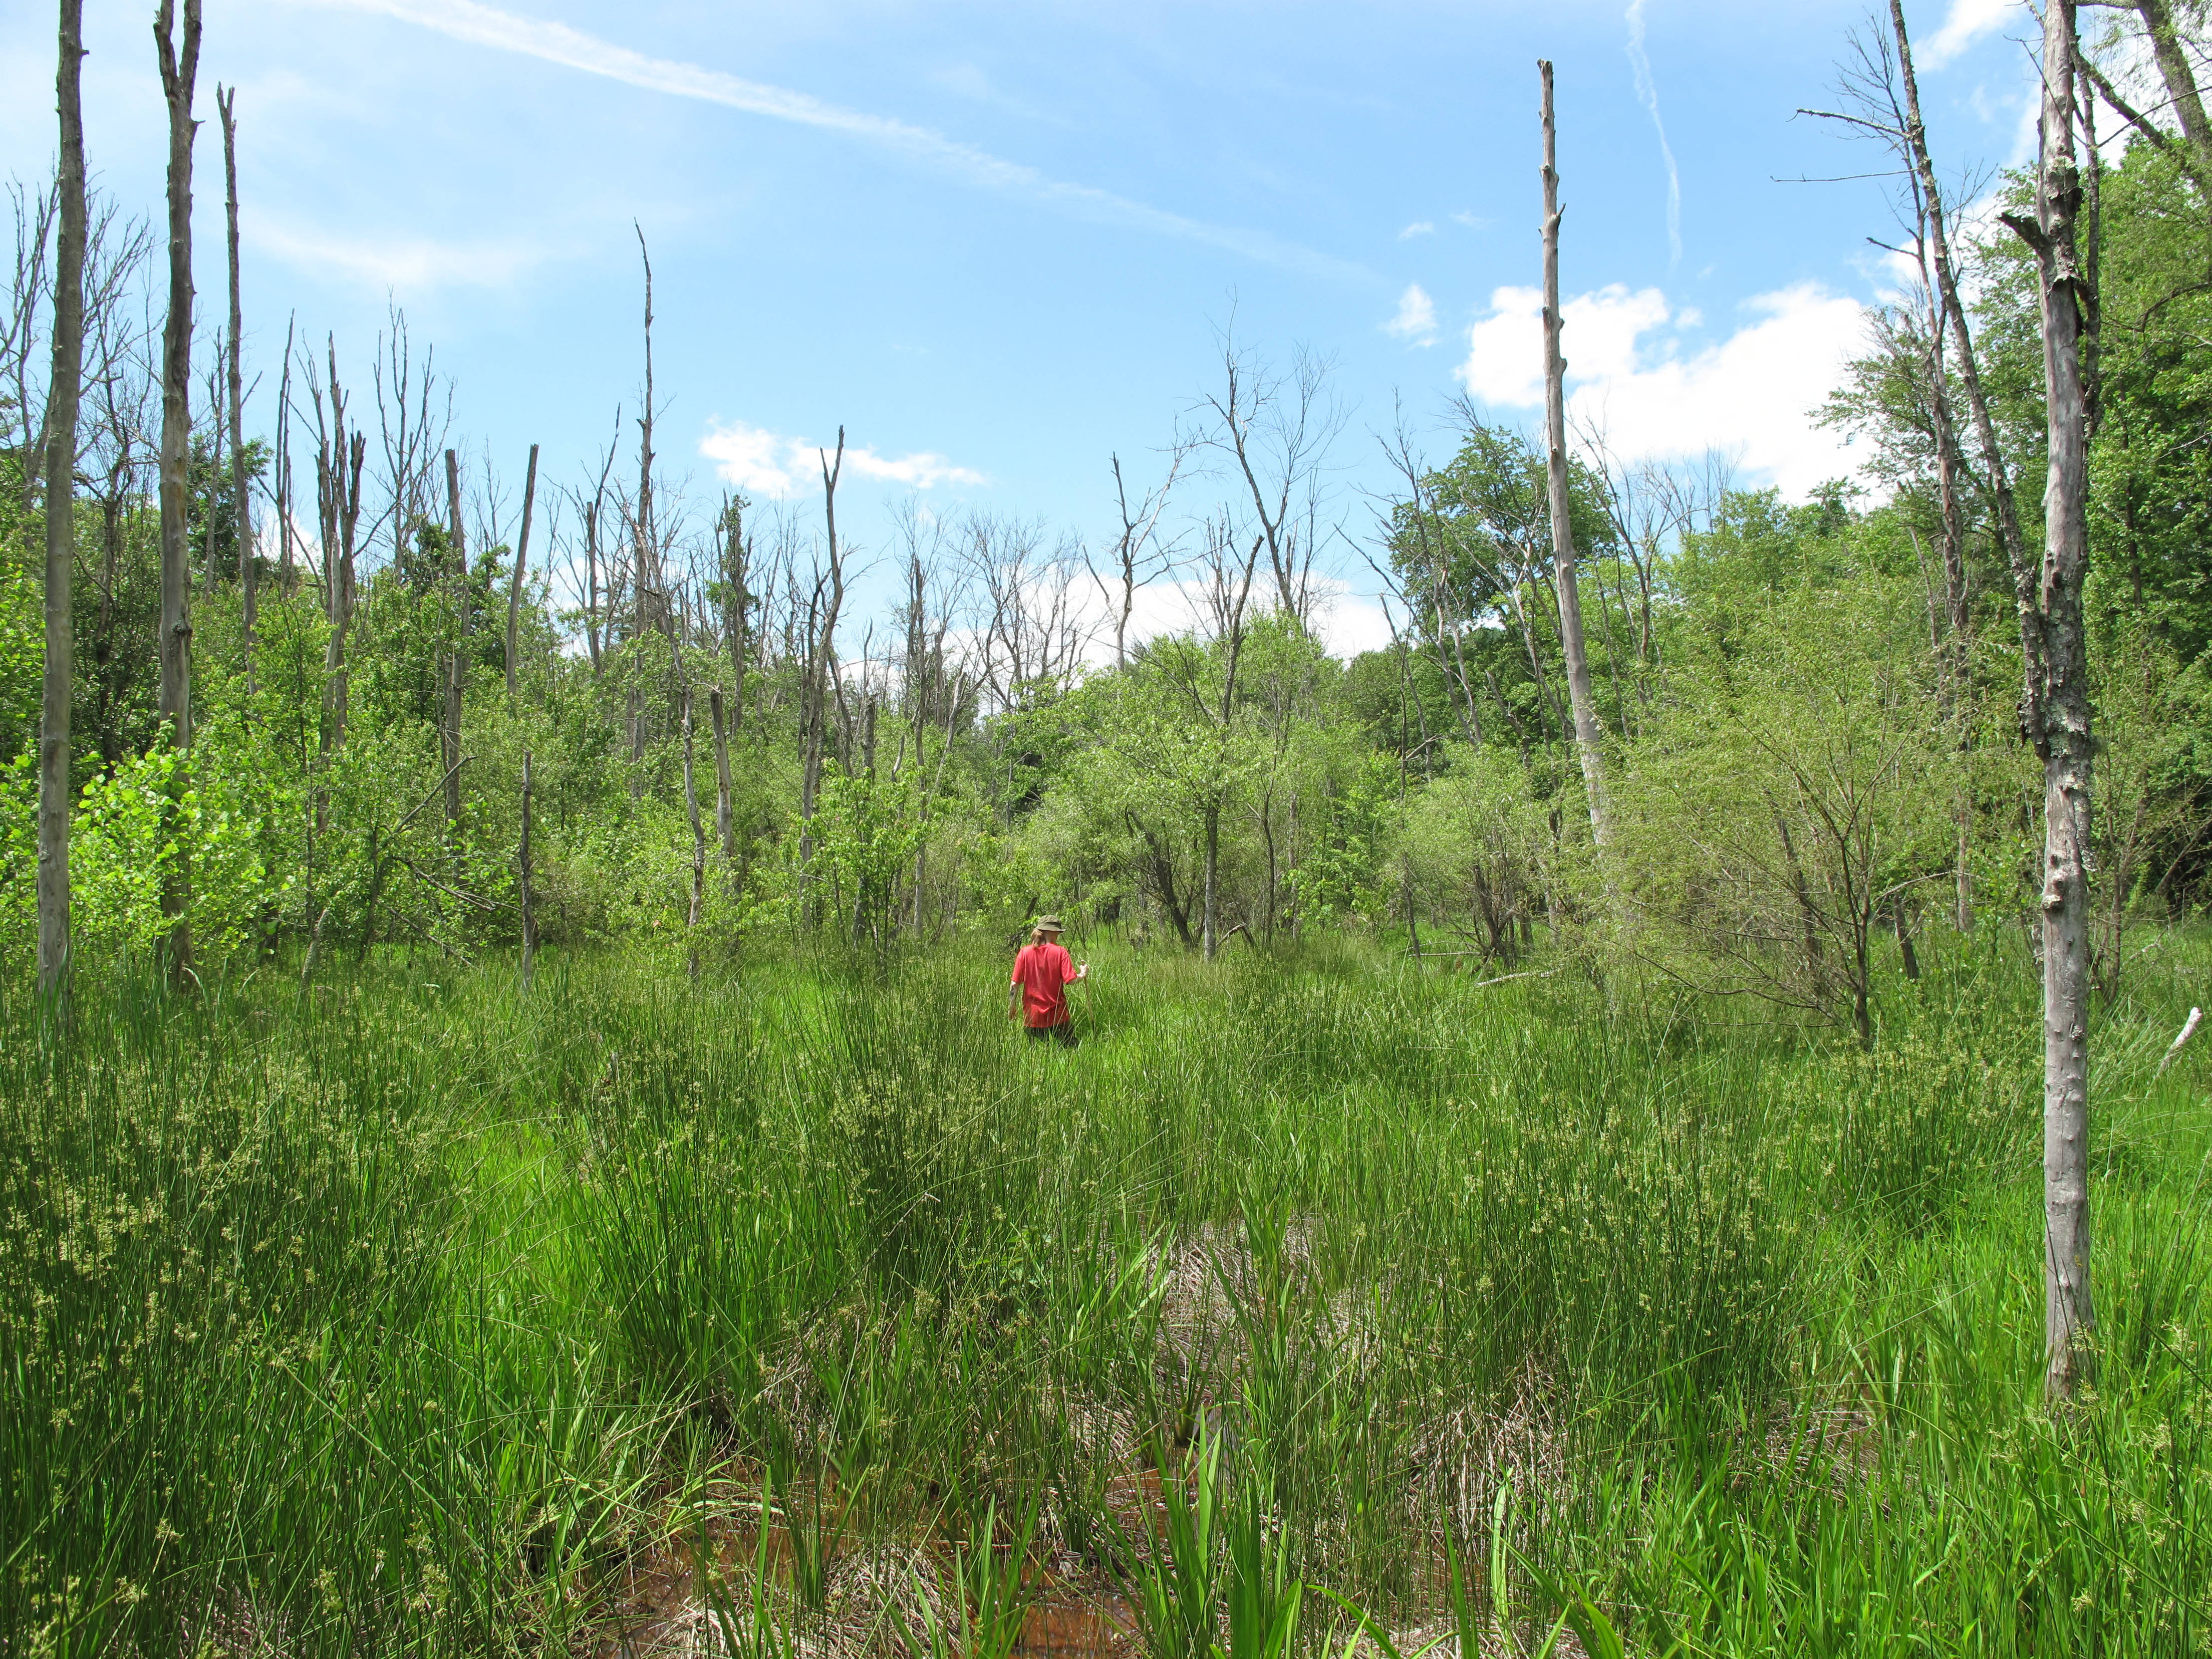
[709,684,735,864]
[2002,0,2096,1404]
[1888,1,2031,587]
[321,427,363,765]
[38,0,86,998]
[154,0,201,990]
[1202,801,1220,961]
[518,747,536,985]
[682,683,706,939]
[218,84,253,693]
[2132,0,2212,189]
[443,446,467,864]
[504,440,536,697]
[1538,60,1611,849]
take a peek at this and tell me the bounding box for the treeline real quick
[2,2,2208,1042]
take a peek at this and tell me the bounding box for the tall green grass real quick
[2,927,2206,1653]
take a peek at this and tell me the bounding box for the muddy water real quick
[1016,1592,1137,1654]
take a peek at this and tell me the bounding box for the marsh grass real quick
[2,927,2207,1654]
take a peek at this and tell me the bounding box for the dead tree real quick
[154,0,201,988]
[1538,60,1611,852]
[2001,0,2097,1403]
[505,441,537,696]
[274,314,294,589]
[38,0,87,997]
[518,749,537,985]
[315,353,363,769]
[1198,337,1339,624]
[2071,1,2212,198]
[201,353,222,600]
[674,596,708,952]
[798,432,847,873]
[710,492,750,869]
[1198,522,1264,960]
[217,84,253,690]
[1842,4,2032,593]
[633,226,664,640]
[1092,446,1186,668]
[443,447,468,861]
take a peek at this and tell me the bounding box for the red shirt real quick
[1011,941,1078,1027]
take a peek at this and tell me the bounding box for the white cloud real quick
[1384,283,1439,345]
[700,419,984,497]
[1461,283,1670,406]
[1922,0,2017,70]
[1456,282,1870,497]
[248,215,552,291]
[1307,577,1398,659]
[315,0,1367,282]
[1400,220,1436,239]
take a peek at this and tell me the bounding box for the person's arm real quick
[1009,967,1023,1019]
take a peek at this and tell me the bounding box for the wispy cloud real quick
[312,0,1368,282]
[1384,282,1438,345]
[1922,0,2017,70]
[701,419,984,498]
[1399,220,1436,239]
[248,214,555,291]
[1624,0,1683,266]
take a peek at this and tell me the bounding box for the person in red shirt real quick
[1009,914,1087,1045]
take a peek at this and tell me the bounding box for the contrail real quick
[311,0,1371,284]
[1624,0,1683,267]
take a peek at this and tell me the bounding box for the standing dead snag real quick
[799,431,847,875]
[218,84,253,692]
[154,0,201,990]
[519,749,536,986]
[39,0,87,998]
[1537,60,1611,852]
[504,442,537,698]
[2000,0,2096,1403]
[443,447,468,868]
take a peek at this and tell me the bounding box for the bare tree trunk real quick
[2133,0,2212,187]
[443,446,467,865]
[709,685,735,863]
[583,499,602,676]
[720,493,750,729]
[275,314,294,591]
[504,440,537,697]
[633,226,661,640]
[682,683,705,940]
[154,0,201,990]
[2001,0,2096,1405]
[1538,60,1610,849]
[518,747,536,986]
[38,0,86,999]
[324,429,362,756]
[1202,801,1220,961]
[218,84,253,693]
[799,432,846,876]
[1888,1,2030,586]
[202,354,220,597]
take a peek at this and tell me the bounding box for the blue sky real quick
[1,0,2047,654]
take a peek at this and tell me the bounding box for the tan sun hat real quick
[1034,914,1064,933]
